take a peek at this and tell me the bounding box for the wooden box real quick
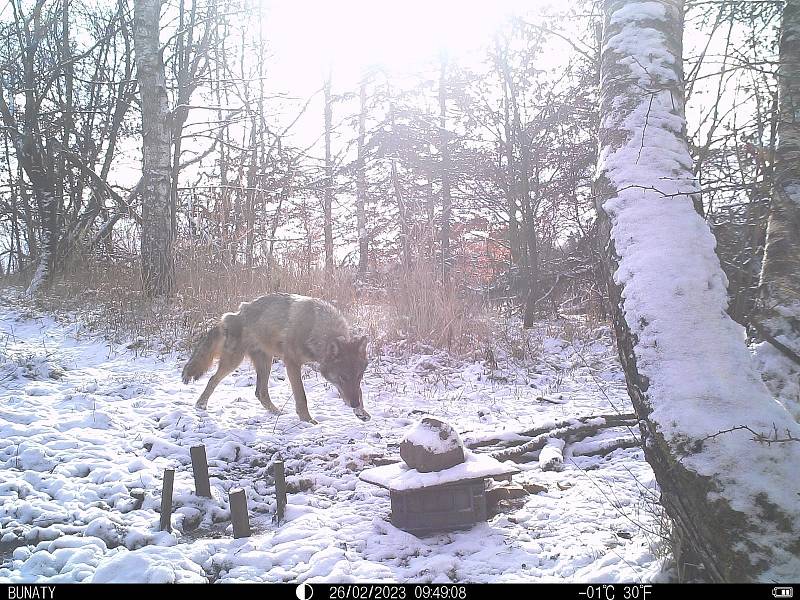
[360,451,517,535]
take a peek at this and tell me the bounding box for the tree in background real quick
[755,0,800,364]
[133,0,174,296]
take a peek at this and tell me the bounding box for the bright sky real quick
[264,0,544,92]
[256,0,555,154]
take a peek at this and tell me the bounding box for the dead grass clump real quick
[3,252,498,359]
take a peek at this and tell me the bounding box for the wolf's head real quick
[320,335,370,421]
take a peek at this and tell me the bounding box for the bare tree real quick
[323,67,334,271]
[439,52,452,282]
[0,0,61,293]
[133,0,175,296]
[356,76,369,275]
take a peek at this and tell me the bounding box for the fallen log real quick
[570,436,641,457]
[489,414,638,461]
[467,412,636,451]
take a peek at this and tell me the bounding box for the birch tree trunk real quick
[133,0,175,297]
[756,0,800,363]
[596,0,800,581]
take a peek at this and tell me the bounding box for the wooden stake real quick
[229,488,251,539]
[274,460,287,523]
[159,468,174,532]
[190,445,212,498]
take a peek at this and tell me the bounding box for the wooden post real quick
[274,460,286,523]
[159,468,174,532]
[190,445,212,498]
[229,488,251,539]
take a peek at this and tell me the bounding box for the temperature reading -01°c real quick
[579,585,617,600]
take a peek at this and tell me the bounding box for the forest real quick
[0,0,798,585]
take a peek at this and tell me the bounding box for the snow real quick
[402,420,462,454]
[599,0,800,580]
[0,299,664,582]
[539,439,565,472]
[753,341,800,422]
[609,1,665,25]
[359,451,517,491]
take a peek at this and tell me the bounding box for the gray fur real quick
[182,293,369,424]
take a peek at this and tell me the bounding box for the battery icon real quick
[773,588,793,598]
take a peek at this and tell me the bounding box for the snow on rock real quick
[0,298,663,582]
[403,419,463,455]
[399,418,465,472]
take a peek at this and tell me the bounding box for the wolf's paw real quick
[299,415,318,425]
[259,399,283,414]
[195,401,208,411]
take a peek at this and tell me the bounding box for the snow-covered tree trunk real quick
[596,0,800,581]
[133,0,175,297]
[26,180,58,296]
[756,0,800,363]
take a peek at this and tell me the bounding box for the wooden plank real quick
[229,488,251,539]
[190,445,212,498]
[159,468,174,532]
[274,460,287,523]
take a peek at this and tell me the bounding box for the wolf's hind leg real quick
[252,351,281,414]
[195,350,243,410]
[285,359,316,424]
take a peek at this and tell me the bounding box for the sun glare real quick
[266,0,528,87]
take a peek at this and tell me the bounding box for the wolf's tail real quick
[182,324,225,384]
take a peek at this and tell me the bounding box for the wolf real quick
[181,293,370,423]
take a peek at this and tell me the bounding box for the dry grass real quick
[3,251,499,359]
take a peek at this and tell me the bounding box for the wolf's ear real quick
[327,336,347,358]
[356,335,367,356]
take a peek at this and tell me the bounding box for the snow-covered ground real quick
[0,297,664,583]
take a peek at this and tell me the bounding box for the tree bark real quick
[495,36,520,266]
[133,0,175,297]
[387,82,410,270]
[756,0,800,361]
[596,0,800,581]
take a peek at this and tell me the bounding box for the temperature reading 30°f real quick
[579,585,653,600]
[623,585,652,600]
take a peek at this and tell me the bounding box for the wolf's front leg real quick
[285,359,317,424]
[195,350,243,409]
[252,351,281,414]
